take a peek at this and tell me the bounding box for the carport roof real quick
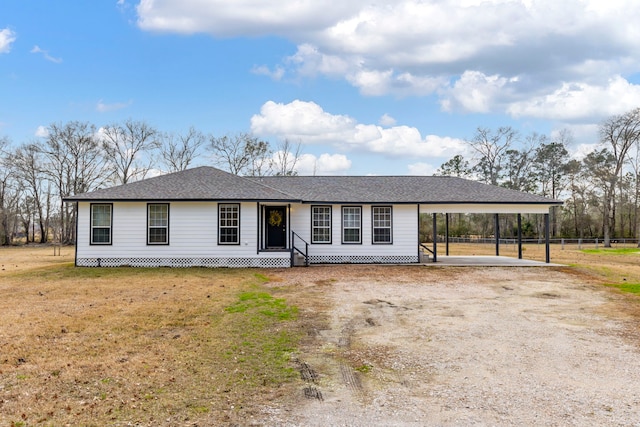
[252,174,562,205]
[64,166,562,207]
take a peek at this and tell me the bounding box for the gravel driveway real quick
[260,265,640,426]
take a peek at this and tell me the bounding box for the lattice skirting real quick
[76,257,290,268]
[308,255,419,264]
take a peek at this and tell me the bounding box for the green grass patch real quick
[581,248,640,255]
[605,282,640,294]
[221,284,300,388]
[355,364,372,373]
[225,290,298,320]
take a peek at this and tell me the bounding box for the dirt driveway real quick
[260,265,640,426]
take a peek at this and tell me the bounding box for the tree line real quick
[435,108,640,247]
[0,119,300,245]
[1,108,639,247]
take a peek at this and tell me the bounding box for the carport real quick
[419,202,559,264]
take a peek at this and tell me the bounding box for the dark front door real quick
[265,206,287,249]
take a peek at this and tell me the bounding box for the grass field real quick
[445,241,640,286]
[1,243,639,425]
[0,246,313,426]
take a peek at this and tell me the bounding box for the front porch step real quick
[293,252,308,267]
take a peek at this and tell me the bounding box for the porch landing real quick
[425,255,564,267]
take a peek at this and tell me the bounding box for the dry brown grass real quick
[0,246,308,426]
[2,244,640,426]
[444,241,640,283]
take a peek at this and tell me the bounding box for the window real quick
[219,203,240,244]
[91,203,112,245]
[148,203,169,245]
[372,206,392,244]
[342,206,361,244]
[312,206,332,243]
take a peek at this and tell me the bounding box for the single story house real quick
[64,166,562,268]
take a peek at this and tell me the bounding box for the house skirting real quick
[76,254,420,268]
[76,257,291,268]
[308,255,419,264]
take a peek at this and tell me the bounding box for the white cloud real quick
[286,43,352,78]
[251,100,357,142]
[136,0,362,36]
[30,45,63,63]
[407,162,438,176]
[136,0,640,123]
[379,114,396,127]
[507,76,640,121]
[345,69,444,97]
[296,153,352,175]
[97,99,132,112]
[0,28,16,54]
[441,71,517,113]
[571,143,599,160]
[251,65,285,81]
[35,125,49,138]
[251,100,467,159]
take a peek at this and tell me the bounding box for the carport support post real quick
[445,213,450,256]
[517,213,523,259]
[545,213,550,263]
[432,213,438,263]
[495,213,500,256]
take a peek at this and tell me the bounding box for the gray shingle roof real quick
[251,175,562,205]
[65,166,562,206]
[64,166,297,202]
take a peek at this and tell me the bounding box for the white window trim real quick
[311,205,332,244]
[147,203,169,245]
[219,203,240,245]
[342,206,362,244]
[372,206,393,244]
[90,203,112,245]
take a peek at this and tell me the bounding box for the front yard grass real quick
[0,253,303,426]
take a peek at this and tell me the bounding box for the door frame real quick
[261,205,289,250]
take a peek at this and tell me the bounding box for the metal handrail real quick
[291,231,309,267]
[420,243,434,255]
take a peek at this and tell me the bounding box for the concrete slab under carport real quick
[425,255,564,267]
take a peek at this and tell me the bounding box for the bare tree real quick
[272,139,302,176]
[245,138,272,177]
[564,159,591,238]
[14,144,52,243]
[160,126,206,172]
[599,108,640,246]
[101,119,160,184]
[18,193,35,243]
[208,133,271,176]
[468,126,518,185]
[39,121,107,243]
[0,137,17,245]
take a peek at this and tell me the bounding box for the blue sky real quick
[1,0,639,175]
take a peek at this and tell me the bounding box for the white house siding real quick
[76,201,290,268]
[289,204,419,264]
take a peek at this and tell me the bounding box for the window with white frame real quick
[342,206,361,244]
[219,203,240,244]
[372,206,392,244]
[312,206,332,243]
[147,203,169,244]
[90,203,112,245]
